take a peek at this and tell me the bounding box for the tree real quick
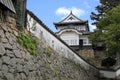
[98,5,120,56]
[90,5,120,56]
[90,0,120,24]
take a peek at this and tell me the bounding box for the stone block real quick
[0,71,2,77]
[2,56,10,65]
[2,64,9,74]
[3,43,12,50]
[1,23,8,32]
[1,38,8,43]
[0,29,5,38]
[28,72,36,80]
[0,59,2,69]
[20,73,27,80]
[8,27,13,33]
[14,73,21,80]
[7,17,16,28]
[16,64,23,72]
[5,73,14,80]
[9,58,17,67]
[6,50,15,58]
[5,32,15,45]
[12,44,18,50]
[9,68,15,73]
[13,50,22,58]
[13,30,18,37]
[0,43,5,56]
[22,68,29,76]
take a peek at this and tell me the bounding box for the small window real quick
[68,17,74,20]
[83,39,87,44]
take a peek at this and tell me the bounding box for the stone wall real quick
[26,11,98,70]
[78,49,94,59]
[0,17,99,80]
[77,49,107,68]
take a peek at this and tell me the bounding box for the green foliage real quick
[101,24,120,55]
[91,0,120,24]
[90,5,120,56]
[97,5,120,27]
[100,5,120,55]
[101,0,120,8]
[17,33,38,55]
[89,30,102,44]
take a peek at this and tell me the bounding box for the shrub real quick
[17,33,38,55]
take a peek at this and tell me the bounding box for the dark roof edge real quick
[54,21,88,25]
[0,0,16,13]
[26,9,99,70]
[53,21,88,30]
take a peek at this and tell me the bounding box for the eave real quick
[0,0,16,13]
[54,21,88,26]
[56,28,92,36]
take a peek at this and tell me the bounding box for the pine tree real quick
[90,0,120,24]
[90,4,120,56]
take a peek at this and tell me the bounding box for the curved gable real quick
[57,29,82,36]
[59,11,84,23]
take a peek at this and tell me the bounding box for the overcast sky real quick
[27,0,100,32]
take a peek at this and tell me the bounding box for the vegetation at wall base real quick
[17,33,38,56]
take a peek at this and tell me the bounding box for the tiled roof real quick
[54,11,88,26]
[54,21,87,25]
[0,0,16,13]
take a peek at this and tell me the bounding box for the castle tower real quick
[54,11,92,50]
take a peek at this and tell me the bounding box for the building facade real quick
[54,11,92,50]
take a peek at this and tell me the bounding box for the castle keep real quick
[54,11,92,50]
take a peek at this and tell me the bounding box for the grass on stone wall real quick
[17,33,38,55]
[43,49,52,57]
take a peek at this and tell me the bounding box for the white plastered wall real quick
[27,13,97,70]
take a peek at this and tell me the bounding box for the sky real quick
[27,0,100,32]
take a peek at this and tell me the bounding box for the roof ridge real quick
[58,11,85,23]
